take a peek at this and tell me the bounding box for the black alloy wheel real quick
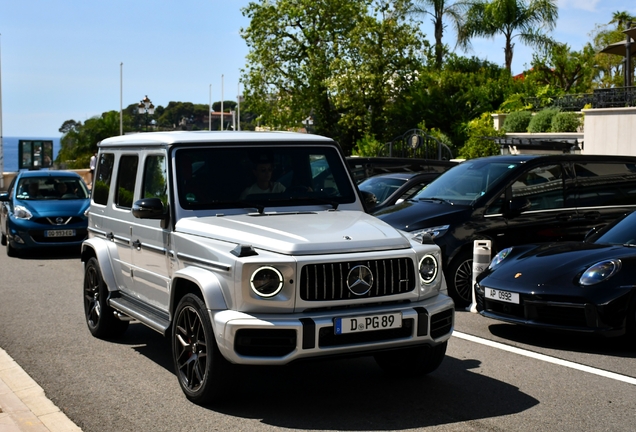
[446,251,473,307]
[83,257,129,338]
[172,294,228,404]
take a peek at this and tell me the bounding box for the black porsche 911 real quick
[474,210,636,338]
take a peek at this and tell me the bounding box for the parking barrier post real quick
[469,240,491,313]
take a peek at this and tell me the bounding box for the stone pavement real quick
[0,348,81,432]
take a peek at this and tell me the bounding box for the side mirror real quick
[0,193,9,202]
[505,196,531,217]
[132,198,167,220]
[359,190,377,213]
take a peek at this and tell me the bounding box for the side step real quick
[109,294,170,336]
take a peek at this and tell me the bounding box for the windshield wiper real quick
[417,197,454,205]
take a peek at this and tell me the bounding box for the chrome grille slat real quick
[300,258,415,301]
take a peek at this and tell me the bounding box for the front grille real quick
[32,216,84,225]
[482,295,588,328]
[318,318,414,347]
[300,258,416,301]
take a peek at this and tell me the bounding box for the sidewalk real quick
[0,348,81,432]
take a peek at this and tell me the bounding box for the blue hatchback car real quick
[0,170,90,256]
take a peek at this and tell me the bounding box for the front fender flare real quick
[81,238,119,293]
[171,266,228,312]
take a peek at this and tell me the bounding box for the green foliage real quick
[527,107,560,133]
[351,134,384,157]
[457,112,502,159]
[92,181,110,205]
[503,111,533,132]
[551,111,580,132]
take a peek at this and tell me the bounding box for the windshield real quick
[175,145,356,210]
[590,211,636,245]
[358,177,407,203]
[16,177,90,200]
[411,159,519,205]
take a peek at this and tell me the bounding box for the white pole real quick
[221,74,224,131]
[237,82,241,132]
[120,62,123,135]
[209,84,212,131]
[0,34,4,189]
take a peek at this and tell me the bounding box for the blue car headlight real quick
[579,260,621,286]
[488,247,513,270]
[411,225,449,241]
[14,205,33,220]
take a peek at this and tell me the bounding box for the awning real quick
[600,41,636,56]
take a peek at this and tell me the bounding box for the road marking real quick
[453,331,636,386]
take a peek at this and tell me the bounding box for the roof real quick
[98,130,335,148]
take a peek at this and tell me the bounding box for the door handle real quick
[583,211,601,220]
[106,232,114,241]
[132,240,142,250]
[556,213,573,222]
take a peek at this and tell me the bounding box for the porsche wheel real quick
[446,251,473,307]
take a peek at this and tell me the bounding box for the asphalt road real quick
[0,248,635,431]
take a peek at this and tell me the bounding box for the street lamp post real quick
[138,95,155,132]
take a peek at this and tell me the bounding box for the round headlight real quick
[250,266,284,298]
[419,254,438,285]
[579,260,621,286]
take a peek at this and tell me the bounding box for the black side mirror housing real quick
[359,190,377,213]
[132,198,167,220]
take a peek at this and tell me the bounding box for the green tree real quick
[459,0,558,72]
[457,112,502,159]
[410,0,469,68]
[524,42,596,93]
[591,11,636,88]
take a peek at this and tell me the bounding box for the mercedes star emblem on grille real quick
[346,265,374,296]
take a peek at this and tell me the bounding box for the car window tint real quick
[93,153,115,205]
[511,164,564,210]
[115,155,139,209]
[142,154,168,209]
[573,162,636,208]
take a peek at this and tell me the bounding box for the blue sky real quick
[0,0,634,138]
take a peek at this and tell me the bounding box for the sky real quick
[0,0,634,139]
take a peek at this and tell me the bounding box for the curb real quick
[0,348,81,431]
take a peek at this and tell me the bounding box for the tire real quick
[6,236,19,258]
[83,257,129,338]
[446,251,473,307]
[1,231,6,246]
[172,294,230,404]
[626,294,636,346]
[374,341,447,376]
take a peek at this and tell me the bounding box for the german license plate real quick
[334,312,402,335]
[485,288,519,304]
[45,229,75,238]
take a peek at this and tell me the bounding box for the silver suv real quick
[81,131,454,404]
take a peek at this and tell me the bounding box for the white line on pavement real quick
[453,331,636,386]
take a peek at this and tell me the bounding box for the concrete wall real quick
[583,107,636,156]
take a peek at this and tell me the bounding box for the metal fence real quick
[526,86,636,112]
[378,129,454,160]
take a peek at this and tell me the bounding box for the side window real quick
[93,153,115,205]
[115,155,139,209]
[573,162,636,207]
[511,164,564,210]
[142,155,168,208]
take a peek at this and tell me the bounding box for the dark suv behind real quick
[375,154,636,306]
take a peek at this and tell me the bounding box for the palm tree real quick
[458,0,558,72]
[609,11,635,31]
[411,0,470,68]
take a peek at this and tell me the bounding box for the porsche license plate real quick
[334,312,402,335]
[486,288,519,304]
[45,229,75,238]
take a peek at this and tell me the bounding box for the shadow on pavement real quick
[125,323,539,430]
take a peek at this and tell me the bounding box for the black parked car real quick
[359,172,441,212]
[474,210,636,338]
[375,154,636,306]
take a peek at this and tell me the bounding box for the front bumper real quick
[212,293,454,365]
[475,282,635,337]
[7,217,88,250]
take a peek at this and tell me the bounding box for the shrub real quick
[458,113,502,159]
[551,112,581,132]
[351,134,384,157]
[527,108,560,133]
[503,111,533,132]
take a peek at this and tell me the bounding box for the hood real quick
[482,242,634,286]
[176,210,412,255]
[16,198,90,217]
[374,199,471,231]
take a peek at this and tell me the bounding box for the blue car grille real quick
[31,216,84,225]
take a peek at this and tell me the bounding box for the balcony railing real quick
[526,86,636,112]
